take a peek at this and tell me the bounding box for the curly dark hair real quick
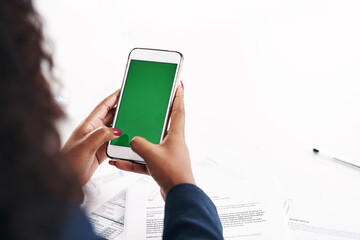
[0,0,82,238]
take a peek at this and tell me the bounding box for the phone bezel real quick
[106,48,183,164]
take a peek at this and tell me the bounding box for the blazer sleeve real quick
[163,184,223,240]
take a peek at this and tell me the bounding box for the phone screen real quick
[111,59,178,147]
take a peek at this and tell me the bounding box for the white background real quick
[35,0,360,234]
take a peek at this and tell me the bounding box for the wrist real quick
[163,176,196,195]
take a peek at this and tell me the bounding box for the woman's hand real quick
[110,83,195,197]
[62,90,122,186]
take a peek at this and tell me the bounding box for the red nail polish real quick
[181,81,184,90]
[113,128,122,136]
[109,161,115,165]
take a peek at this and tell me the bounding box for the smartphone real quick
[106,48,183,164]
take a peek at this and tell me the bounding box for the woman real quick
[0,0,223,239]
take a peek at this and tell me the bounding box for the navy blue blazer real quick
[62,184,223,239]
[163,184,223,239]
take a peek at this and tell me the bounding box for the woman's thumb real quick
[85,127,122,152]
[130,136,156,161]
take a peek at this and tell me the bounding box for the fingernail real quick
[113,128,122,136]
[180,81,184,90]
[109,160,115,165]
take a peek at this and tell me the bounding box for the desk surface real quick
[36,0,360,233]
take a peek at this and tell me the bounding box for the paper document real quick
[286,198,360,240]
[214,195,288,239]
[124,180,290,240]
[283,174,360,240]
[82,167,129,240]
[82,164,154,240]
[288,217,360,240]
[82,164,145,240]
[88,190,126,240]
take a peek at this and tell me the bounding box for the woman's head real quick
[0,0,81,238]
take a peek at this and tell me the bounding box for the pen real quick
[313,148,360,170]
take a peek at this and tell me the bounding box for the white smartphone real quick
[106,48,183,164]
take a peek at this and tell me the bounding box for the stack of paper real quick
[84,157,360,240]
[123,181,291,240]
[83,158,292,239]
[122,156,291,240]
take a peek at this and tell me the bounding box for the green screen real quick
[111,60,177,147]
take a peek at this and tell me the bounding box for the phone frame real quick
[106,48,183,164]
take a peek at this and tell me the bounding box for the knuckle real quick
[131,136,145,145]
[130,137,139,148]
[99,127,112,140]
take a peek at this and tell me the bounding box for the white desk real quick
[36,0,360,238]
